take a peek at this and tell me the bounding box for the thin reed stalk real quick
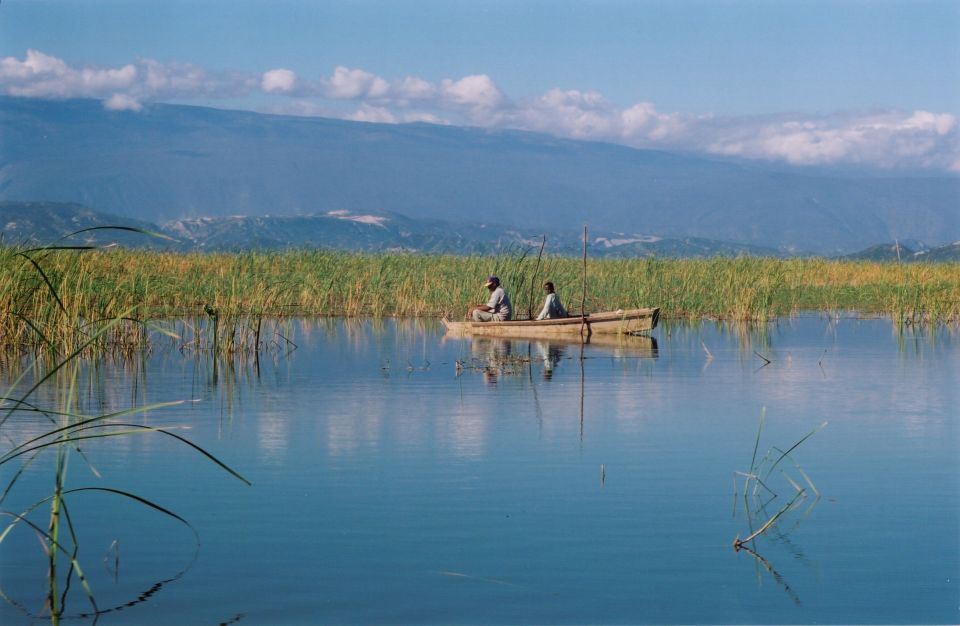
[0,233,250,622]
[734,410,825,550]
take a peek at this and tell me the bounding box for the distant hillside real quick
[0,201,780,258]
[7,202,958,261]
[0,201,171,248]
[2,97,958,255]
[165,210,519,253]
[915,242,960,262]
[843,241,960,262]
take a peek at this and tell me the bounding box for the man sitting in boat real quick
[467,275,512,322]
[535,281,568,320]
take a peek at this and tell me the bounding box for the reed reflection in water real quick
[0,316,956,625]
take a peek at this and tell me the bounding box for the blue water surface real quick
[0,317,957,625]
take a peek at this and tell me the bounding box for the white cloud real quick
[1,49,956,171]
[392,76,436,103]
[490,92,693,145]
[103,93,142,112]
[0,50,256,102]
[0,48,67,79]
[323,66,390,99]
[879,110,954,135]
[400,111,450,125]
[344,104,397,123]
[621,102,692,141]
[702,110,959,169]
[139,59,210,96]
[517,89,618,138]
[310,69,505,123]
[344,106,453,125]
[268,100,450,126]
[439,74,504,110]
[0,49,137,98]
[136,58,255,98]
[261,68,297,94]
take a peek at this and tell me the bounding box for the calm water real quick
[0,317,957,625]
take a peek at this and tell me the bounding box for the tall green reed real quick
[2,248,958,350]
[0,231,249,623]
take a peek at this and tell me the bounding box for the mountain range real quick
[3,201,957,261]
[841,241,960,262]
[2,97,958,256]
[0,201,783,257]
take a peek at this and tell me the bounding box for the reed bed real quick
[0,313,249,620]
[2,248,958,353]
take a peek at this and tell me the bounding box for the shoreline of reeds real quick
[3,247,958,353]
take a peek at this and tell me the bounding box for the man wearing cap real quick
[467,275,512,322]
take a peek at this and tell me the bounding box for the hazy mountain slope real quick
[843,241,960,262]
[916,242,960,262]
[165,211,507,253]
[0,201,781,257]
[0,201,174,248]
[2,97,958,254]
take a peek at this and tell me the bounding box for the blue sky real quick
[2,0,958,170]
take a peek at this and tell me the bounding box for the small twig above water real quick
[734,410,825,554]
[406,359,431,372]
[103,539,120,583]
[274,330,298,351]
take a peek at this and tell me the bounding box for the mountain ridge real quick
[1,97,958,255]
[0,201,780,257]
[3,201,957,261]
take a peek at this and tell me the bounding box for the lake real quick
[0,317,957,625]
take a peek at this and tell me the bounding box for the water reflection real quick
[535,341,564,380]
[1,317,957,625]
[0,570,192,625]
[735,542,802,606]
[447,332,658,384]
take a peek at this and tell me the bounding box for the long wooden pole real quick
[528,234,546,319]
[579,224,587,439]
[581,226,588,314]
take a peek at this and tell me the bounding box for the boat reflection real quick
[446,332,658,382]
[533,334,659,360]
[449,333,658,359]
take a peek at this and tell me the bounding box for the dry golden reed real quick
[2,248,958,351]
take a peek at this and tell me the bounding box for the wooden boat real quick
[441,307,659,338]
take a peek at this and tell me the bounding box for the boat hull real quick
[441,307,659,338]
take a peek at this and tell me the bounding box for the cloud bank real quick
[2,49,957,171]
